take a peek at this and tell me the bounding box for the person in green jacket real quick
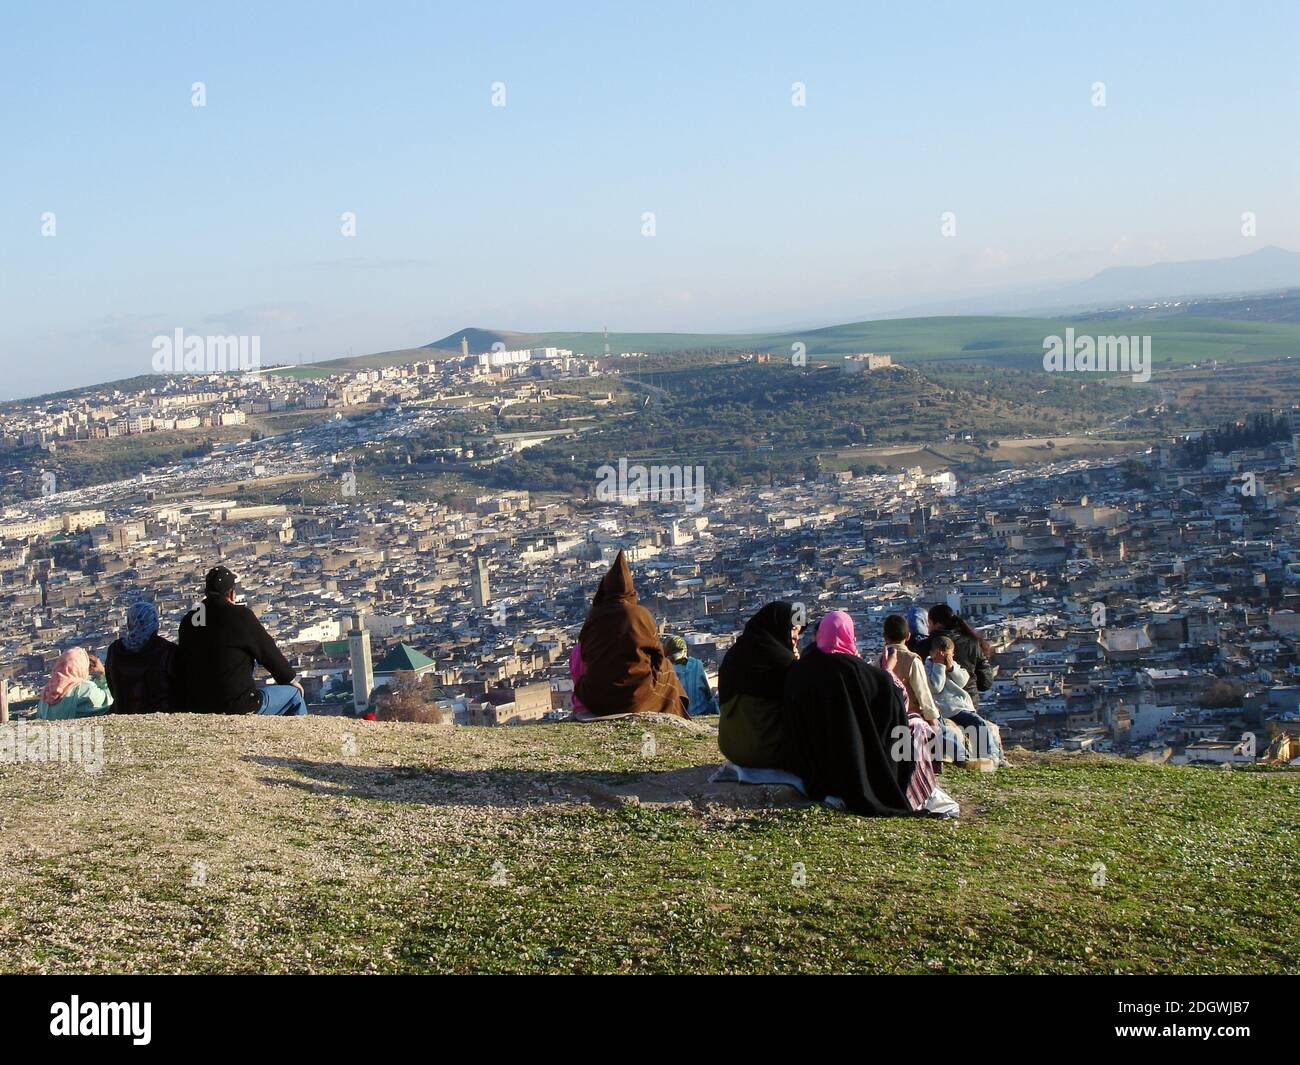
[663,634,720,716]
[717,602,802,768]
[36,647,113,720]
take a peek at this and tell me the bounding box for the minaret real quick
[603,327,611,358]
[471,557,491,609]
[461,335,469,359]
[347,612,373,714]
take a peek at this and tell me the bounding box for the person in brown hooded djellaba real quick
[572,550,688,718]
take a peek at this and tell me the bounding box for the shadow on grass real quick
[244,755,810,811]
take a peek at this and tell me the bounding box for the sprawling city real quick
[1,0,1296,1026]
[3,346,1298,769]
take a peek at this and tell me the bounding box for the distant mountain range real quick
[884,246,1300,318]
[1035,245,1300,308]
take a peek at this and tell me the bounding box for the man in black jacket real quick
[176,567,307,715]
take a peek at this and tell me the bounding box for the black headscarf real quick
[719,601,796,702]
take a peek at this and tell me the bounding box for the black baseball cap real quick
[205,566,236,596]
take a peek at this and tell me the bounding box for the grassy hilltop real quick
[302,314,1300,373]
[1,715,1296,974]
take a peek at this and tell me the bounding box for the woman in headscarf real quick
[37,647,114,720]
[717,601,801,768]
[573,551,687,717]
[104,600,179,714]
[780,611,917,816]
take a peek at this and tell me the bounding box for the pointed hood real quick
[575,549,687,718]
[592,550,637,606]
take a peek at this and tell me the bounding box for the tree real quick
[1198,678,1245,709]
[375,671,448,724]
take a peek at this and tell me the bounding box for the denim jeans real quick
[949,710,1003,763]
[938,718,969,762]
[257,684,308,716]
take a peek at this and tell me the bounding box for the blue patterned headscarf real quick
[123,600,159,652]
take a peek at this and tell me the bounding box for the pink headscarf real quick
[816,611,859,657]
[43,647,90,705]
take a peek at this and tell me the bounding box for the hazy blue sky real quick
[3,0,1298,397]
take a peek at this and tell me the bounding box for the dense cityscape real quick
[3,348,1298,767]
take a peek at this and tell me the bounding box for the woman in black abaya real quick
[782,610,917,817]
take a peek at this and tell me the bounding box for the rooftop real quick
[373,643,436,674]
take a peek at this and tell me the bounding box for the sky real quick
[2,0,1298,398]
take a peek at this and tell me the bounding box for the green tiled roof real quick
[373,643,435,674]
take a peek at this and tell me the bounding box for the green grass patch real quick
[0,716,1294,974]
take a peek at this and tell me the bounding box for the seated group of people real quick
[36,550,999,820]
[569,552,1004,818]
[717,602,1003,817]
[36,567,307,720]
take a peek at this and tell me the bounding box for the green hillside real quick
[2,715,1295,974]
[294,315,1300,376]
[484,363,1151,493]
